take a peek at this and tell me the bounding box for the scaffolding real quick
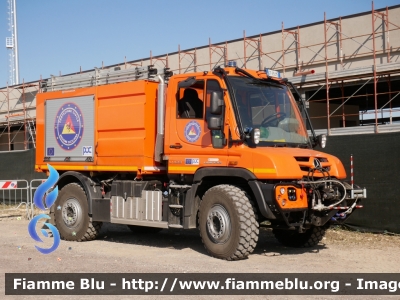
[0,3,399,151]
[178,44,196,74]
[150,50,169,69]
[209,38,227,71]
[0,81,39,151]
[293,3,400,133]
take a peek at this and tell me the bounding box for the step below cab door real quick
[166,75,228,177]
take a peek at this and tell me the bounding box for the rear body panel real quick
[36,80,164,174]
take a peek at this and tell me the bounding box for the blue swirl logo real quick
[28,164,60,254]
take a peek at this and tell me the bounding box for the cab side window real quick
[177,80,204,119]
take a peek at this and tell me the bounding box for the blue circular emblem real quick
[54,103,84,150]
[184,121,201,143]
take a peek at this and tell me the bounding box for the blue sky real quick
[0,0,398,86]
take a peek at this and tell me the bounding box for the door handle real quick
[170,144,182,149]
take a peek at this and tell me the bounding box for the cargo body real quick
[35,65,366,260]
[36,80,163,174]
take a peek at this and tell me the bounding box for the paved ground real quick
[1,214,400,300]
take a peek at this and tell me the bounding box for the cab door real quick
[166,76,228,176]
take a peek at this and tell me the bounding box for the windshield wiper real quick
[297,144,309,149]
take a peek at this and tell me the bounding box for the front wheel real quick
[199,185,259,260]
[54,183,102,242]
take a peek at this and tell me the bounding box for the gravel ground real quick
[1,212,400,300]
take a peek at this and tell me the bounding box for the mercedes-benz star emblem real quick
[313,158,322,168]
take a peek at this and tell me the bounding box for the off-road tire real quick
[199,184,259,260]
[127,225,163,234]
[54,183,102,242]
[273,225,327,248]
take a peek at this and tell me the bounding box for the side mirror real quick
[208,116,223,130]
[293,92,300,102]
[210,91,224,115]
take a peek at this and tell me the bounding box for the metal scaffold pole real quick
[324,12,331,134]
[372,1,378,131]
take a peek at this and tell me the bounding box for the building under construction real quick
[0,4,399,151]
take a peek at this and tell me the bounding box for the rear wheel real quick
[199,185,259,260]
[54,183,102,242]
[273,225,327,247]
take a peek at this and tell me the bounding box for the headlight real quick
[318,134,327,148]
[280,187,285,195]
[253,128,260,144]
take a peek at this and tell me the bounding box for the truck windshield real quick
[228,76,309,147]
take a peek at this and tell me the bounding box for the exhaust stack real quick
[154,75,166,162]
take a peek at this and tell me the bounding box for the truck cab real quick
[165,66,343,180]
[162,65,365,257]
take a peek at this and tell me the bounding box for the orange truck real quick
[35,63,366,260]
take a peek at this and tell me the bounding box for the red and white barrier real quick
[350,154,354,189]
[0,181,17,189]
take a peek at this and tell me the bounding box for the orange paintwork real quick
[36,68,347,185]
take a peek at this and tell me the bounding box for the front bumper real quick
[249,180,366,228]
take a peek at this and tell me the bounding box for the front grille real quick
[296,156,331,174]
[294,157,310,162]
